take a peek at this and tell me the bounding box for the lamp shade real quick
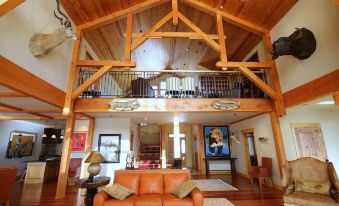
[85,151,106,163]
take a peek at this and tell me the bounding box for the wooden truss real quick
[57,0,287,199]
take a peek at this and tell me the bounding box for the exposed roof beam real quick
[128,32,223,40]
[0,0,25,17]
[216,61,272,69]
[77,60,136,67]
[0,117,65,121]
[180,0,268,35]
[0,108,61,113]
[0,55,66,108]
[77,0,171,31]
[0,91,27,97]
[0,102,54,119]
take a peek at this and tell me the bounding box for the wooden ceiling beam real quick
[0,102,54,119]
[177,11,220,52]
[131,11,173,51]
[128,32,223,40]
[0,108,61,113]
[216,13,227,69]
[216,61,272,68]
[172,0,178,26]
[0,0,25,17]
[0,55,66,108]
[77,60,136,67]
[0,91,27,97]
[283,69,339,108]
[78,0,171,31]
[74,98,273,113]
[0,117,66,121]
[334,92,339,106]
[124,12,133,61]
[180,0,268,35]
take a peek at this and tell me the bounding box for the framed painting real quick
[71,132,87,152]
[5,131,36,159]
[98,134,121,163]
[203,126,230,157]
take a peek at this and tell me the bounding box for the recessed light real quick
[317,100,335,105]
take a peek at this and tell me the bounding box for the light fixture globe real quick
[87,163,101,176]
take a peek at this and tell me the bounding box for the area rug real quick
[194,179,238,191]
[204,198,235,206]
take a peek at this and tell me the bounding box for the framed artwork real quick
[5,131,36,159]
[203,126,230,157]
[98,134,121,163]
[71,132,87,152]
[291,123,328,161]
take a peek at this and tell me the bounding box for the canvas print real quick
[98,134,121,163]
[204,126,230,157]
[71,132,87,152]
[5,131,36,159]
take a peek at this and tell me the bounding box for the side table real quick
[76,176,111,206]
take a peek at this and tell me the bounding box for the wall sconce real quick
[109,99,140,111]
[258,137,268,143]
[42,134,47,138]
[51,135,56,139]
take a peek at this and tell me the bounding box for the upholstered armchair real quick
[282,157,339,206]
[249,157,274,190]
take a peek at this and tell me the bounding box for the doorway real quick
[167,133,186,166]
[242,129,258,176]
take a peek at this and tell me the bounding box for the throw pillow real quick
[172,180,197,199]
[103,183,133,200]
[295,179,331,196]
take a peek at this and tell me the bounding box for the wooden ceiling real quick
[60,0,298,70]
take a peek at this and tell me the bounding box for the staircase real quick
[137,144,161,169]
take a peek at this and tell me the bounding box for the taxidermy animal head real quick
[29,0,78,57]
[271,28,316,60]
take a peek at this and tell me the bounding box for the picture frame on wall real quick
[98,134,121,163]
[71,132,87,152]
[5,131,36,159]
[203,126,230,157]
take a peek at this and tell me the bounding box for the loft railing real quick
[77,70,268,99]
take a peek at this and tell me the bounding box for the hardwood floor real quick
[9,175,283,206]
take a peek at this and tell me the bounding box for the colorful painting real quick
[203,126,230,157]
[5,131,36,159]
[71,132,87,152]
[98,134,121,163]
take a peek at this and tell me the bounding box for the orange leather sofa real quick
[94,169,203,206]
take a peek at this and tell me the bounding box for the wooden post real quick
[82,118,95,178]
[197,125,206,175]
[172,0,178,25]
[124,12,133,61]
[161,125,167,168]
[216,13,227,70]
[55,110,76,199]
[269,111,286,178]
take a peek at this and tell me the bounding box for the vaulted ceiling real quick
[60,0,298,70]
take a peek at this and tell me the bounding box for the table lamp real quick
[85,151,106,182]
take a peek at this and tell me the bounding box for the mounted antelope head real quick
[29,0,78,57]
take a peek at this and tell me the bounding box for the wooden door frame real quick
[241,128,259,178]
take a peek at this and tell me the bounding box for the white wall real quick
[230,114,281,185]
[280,107,339,172]
[0,120,44,175]
[0,0,73,91]
[270,0,339,92]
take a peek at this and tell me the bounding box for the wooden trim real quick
[0,0,25,17]
[334,92,339,106]
[85,118,95,154]
[55,110,76,199]
[0,55,66,108]
[197,125,206,175]
[216,14,227,67]
[229,112,267,125]
[180,0,268,35]
[124,12,133,61]
[131,11,173,51]
[74,98,273,113]
[283,69,339,108]
[238,66,277,99]
[78,0,170,30]
[0,117,66,121]
[0,108,61,113]
[129,32,222,40]
[269,111,286,178]
[216,61,272,68]
[177,11,220,52]
[63,29,82,115]
[72,66,113,99]
[77,60,136,67]
[172,0,178,26]
[0,91,27,97]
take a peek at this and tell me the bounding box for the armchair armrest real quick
[94,191,109,206]
[191,188,203,206]
[330,187,339,202]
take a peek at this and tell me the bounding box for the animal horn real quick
[55,0,69,21]
[54,11,64,25]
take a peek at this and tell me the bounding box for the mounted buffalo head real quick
[271,28,316,60]
[29,0,78,57]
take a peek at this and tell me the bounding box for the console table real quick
[204,157,237,176]
[76,176,110,206]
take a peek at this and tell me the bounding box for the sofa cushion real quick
[284,192,339,206]
[162,193,193,206]
[103,194,136,206]
[164,173,190,193]
[139,173,164,194]
[103,184,133,200]
[295,179,331,195]
[115,173,140,195]
[172,180,197,199]
[134,194,162,206]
